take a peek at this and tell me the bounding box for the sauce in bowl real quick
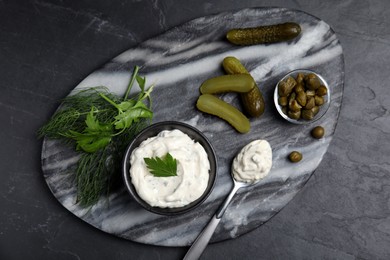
[130,129,210,208]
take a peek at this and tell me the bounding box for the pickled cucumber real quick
[200,74,255,94]
[196,94,250,134]
[222,56,265,117]
[226,22,301,46]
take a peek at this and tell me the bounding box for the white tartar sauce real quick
[232,140,272,183]
[130,129,210,208]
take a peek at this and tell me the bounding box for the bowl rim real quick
[274,69,331,124]
[122,121,217,215]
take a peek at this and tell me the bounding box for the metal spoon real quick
[183,174,257,260]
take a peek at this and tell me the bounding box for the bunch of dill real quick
[38,66,154,207]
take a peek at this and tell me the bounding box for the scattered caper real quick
[311,126,325,139]
[289,151,302,162]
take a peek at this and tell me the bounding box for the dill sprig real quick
[39,66,154,207]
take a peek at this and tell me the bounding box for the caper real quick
[296,91,307,106]
[316,85,327,96]
[306,89,316,97]
[311,106,320,116]
[301,109,314,120]
[288,151,302,162]
[288,109,301,120]
[294,84,305,93]
[305,73,321,90]
[296,73,305,84]
[278,96,288,106]
[305,96,315,110]
[278,76,296,97]
[281,106,288,115]
[288,92,296,107]
[289,100,302,112]
[311,126,325,139]
[314,95,324,106]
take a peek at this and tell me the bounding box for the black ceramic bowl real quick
[122,121,217,215]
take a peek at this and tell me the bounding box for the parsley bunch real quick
[39,66,154,207]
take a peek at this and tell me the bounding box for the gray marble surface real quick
[1,0,390,259]
[42,7,343,247]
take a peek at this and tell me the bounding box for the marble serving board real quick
[41,7,344,246]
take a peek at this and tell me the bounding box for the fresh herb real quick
[38,66,154,207]
[144,153,178,177]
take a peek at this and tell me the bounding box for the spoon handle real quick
[183,215,221,260]
[183,184,241,260]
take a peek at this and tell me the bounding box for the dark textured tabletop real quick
[1,1,389,259]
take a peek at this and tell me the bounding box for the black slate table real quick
[1,1,390,259]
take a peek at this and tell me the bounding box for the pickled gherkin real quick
[196,94,250,134]
[200,74,255,94]
[226,22,301,46]
[222,56,265,117]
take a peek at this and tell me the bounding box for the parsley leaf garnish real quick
[144,153,178,177]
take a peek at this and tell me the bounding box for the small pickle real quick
[226,22,301,46]
[200,74,255,94]
[196,94,250,134]
[289,151,302,163]
[311,126,325,139]
[222,56,265,117]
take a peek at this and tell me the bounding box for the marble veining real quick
[41,7,344,246]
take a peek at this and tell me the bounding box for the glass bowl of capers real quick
[274,69,330,124]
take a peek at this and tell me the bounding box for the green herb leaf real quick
[114,101,153,130]
[63,107,113,153]
[144,153,178,177]
[136,75,146,92]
